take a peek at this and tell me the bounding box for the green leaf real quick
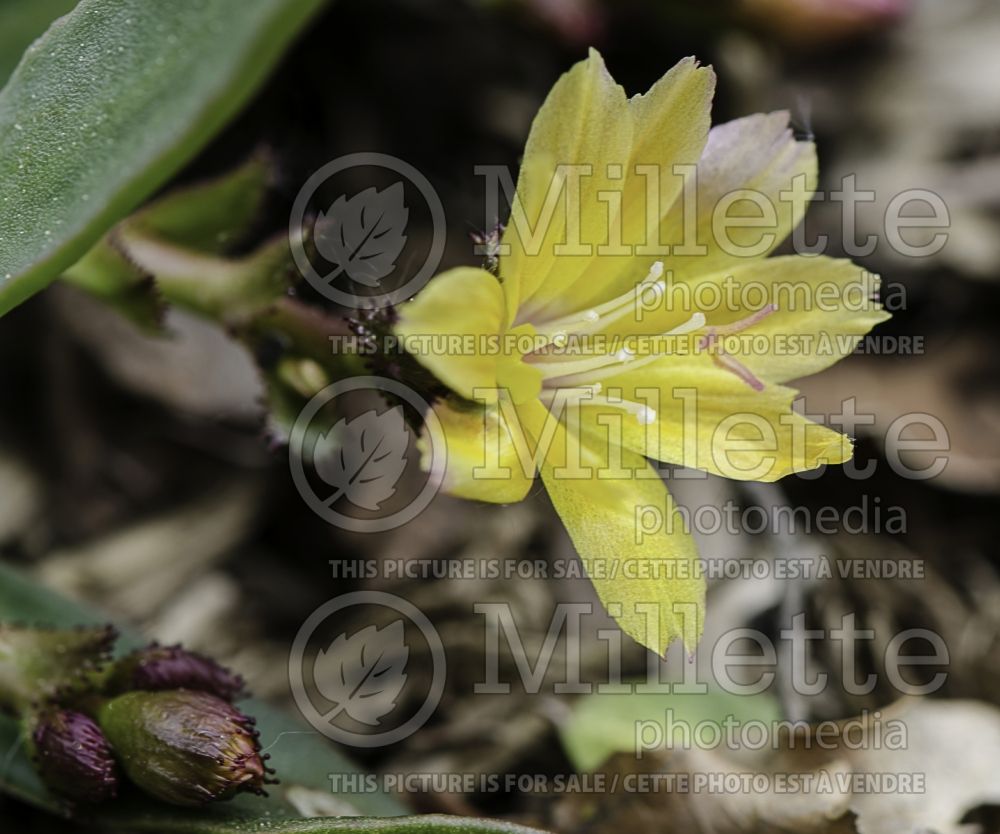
[0,0,79,85]
[116,230,297,319]
[126,154,273,255]
[62,157,276,331]
[559,687,783,772]
[0,0,327,316]
[0,562,553,833]
[62,237,165,333]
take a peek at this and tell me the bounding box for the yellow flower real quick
[395,50,888,655]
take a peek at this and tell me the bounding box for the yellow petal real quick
[586,360,852,481]
[570,112,816,335]
[662,111,817,281]
[395,267,506,401]
[417,395,534,503]
[590,112,819,346]
[495,324,544,404]
[500,48,632,321]
[705,256,890,384]
[517,398,704,655]
[545,57,717,315]
[499,51,716,322]
[622,256,889,383]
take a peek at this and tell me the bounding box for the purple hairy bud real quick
[97,690,274,806]
[29,708,119,803]
[106,643,245,701]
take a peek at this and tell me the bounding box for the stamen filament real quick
[528,257,779,396]
[696,304,777,392]
[697,304,778,343]
[708,352,765,391]
[533,261,666,341]
[539,389,658,425]
[539,312,706,387]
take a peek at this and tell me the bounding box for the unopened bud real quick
[0,624,116,712]
[97,690,273,806]
[28,708,119,803]
[105,643,245,701]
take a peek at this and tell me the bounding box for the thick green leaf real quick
[0,0,79,85]
[0,0,326,316]
[0,562,553,833]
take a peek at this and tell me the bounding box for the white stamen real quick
[541,311,707,387]
[539,390,657,424]
[585,395,658,425]
[669,311,707,335]
[534,261,666,340]
[636,405,657,425]
[527,258,780,398]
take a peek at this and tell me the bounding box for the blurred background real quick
[1,0,1000,831]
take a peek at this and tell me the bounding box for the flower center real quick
[521,260,778,423]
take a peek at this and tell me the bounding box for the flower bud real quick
[97,690,272,806]
[0,624,116,712]
[28,708,119,803]
[105,643,245,701]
